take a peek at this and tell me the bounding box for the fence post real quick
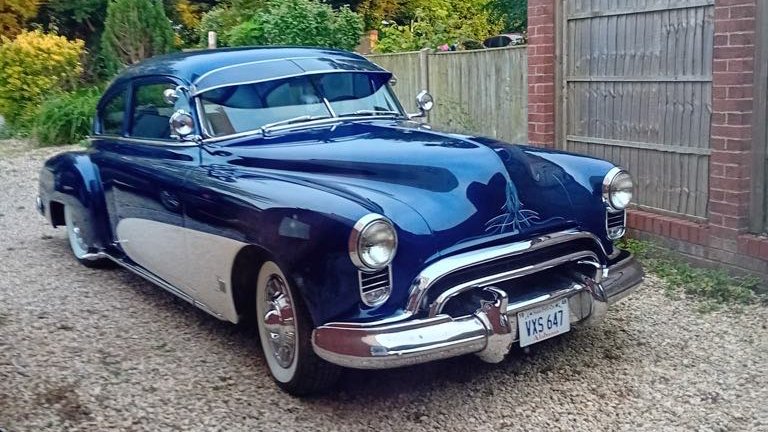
[208,31,218,49]
[419,48,432,122]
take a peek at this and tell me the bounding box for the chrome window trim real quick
[91,135,199,148]
[192,69,392,96]
[358,265,393,307]
[199,115,403,143]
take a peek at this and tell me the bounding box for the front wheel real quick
[255,261,341,395]
[63,205,113,268]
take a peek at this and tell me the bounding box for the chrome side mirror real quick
[410,90,434,118]
[163,88,179,105]
[169,110,195,139]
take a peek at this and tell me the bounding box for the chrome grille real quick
[359,266,392,307]
[606,209,626,239]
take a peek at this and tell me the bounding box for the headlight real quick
[602,168,633,211]
[349,214,398,271]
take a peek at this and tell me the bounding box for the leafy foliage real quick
[33,88,101,146]
[0,0,42,39]
[618,238,765,310]
[0,31,84,128]
[375,0,502,53]
[100,0,175,75]
[486,0,527,33]
[34,0,109,81]
[224,0,363,51]
[197,0,268,47]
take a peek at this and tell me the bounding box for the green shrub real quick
[198,0,267,47]
[375,0,502,53]
[100,0,175,75]
[33,88,101,146]
[0,30,84,129]
[222,0,363,51]
[617,238,764,309]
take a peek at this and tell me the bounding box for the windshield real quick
[199,72,402,137]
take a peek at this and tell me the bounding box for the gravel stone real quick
[1,143,767,431]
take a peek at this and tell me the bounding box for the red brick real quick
[713,86,727,99]
[712,98,754,112]
[710,187,726,201]
[714,46,755,60]
[716,0,755,6]
[728,32,756,46]
[726,85,752,99]
[710,175,750,191]
[712,124,752,139]
[711,150,749,165]
[529,74,554,84]
[529,103,554,113]
[724,138,752,151]
[725,112,752,125]
[729,4,756,19]
[759,238,768,260]
[724,164,750,178]
[715,18,756,34]
[713,71,754,86]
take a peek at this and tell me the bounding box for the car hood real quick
[218,120,605,258]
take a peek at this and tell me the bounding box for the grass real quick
[618,238,766,311]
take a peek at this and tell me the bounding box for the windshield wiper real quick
[337,110,401,118]
[260,115,331,135]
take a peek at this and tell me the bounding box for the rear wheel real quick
[64,205,113,268]
[255,261,340,396]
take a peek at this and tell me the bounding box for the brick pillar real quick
[527,0,556,148]
[709,0,757,251]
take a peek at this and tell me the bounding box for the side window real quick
[130,83,177,140]
[101,91,126,136]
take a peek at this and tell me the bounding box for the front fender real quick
[40,151,109,250]
[183,167,433,326]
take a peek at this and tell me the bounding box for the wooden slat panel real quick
[564,2,714,218]
[427,47,528,143]
[368,47,528,144]
[367,51,421,113]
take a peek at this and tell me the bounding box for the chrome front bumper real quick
[312,251,644,369]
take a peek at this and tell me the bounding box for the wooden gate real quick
[560,0,715,219]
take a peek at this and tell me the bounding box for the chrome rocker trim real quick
[312,251,644,370]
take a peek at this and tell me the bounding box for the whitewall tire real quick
[255,261,340,395]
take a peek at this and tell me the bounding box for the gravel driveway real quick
[1,143,766,432]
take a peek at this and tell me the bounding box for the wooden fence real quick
[368,46,529,144]
[559,0,715,220]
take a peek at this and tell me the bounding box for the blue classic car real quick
[38,47,643,395]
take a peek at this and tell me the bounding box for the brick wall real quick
[526,0,768,282]
[527,0,556,149]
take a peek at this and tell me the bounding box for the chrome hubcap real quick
[65,208,89,258]
[262,275,296,368]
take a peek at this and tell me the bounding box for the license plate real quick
[517,298,570,347]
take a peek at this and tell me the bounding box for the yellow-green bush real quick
[0,30,85,127]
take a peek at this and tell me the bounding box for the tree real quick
[100,0,175,75]
[375,0,502,53]
[486,0,527,33]
[0,0,42,39]
[33,0,108,80]
[216,0,364,51]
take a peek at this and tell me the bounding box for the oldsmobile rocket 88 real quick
[37,47,644,395]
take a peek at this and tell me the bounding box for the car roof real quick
[108,46,389,93]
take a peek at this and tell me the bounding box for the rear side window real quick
[100,91,126,135]
[130,83,176,140]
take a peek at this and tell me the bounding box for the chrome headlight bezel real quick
[348,214,398,272]
[602,167,633,212]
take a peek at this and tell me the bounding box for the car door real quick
[90,76,200,296]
